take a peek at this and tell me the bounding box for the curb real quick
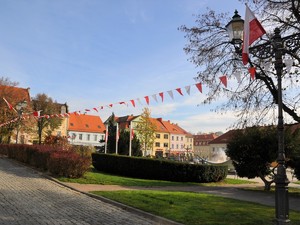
[45,175,183,225]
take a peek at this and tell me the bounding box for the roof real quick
[68,114,105,133]
[209,130,238,144]
[0,85,31,106]
[193,133,218,141]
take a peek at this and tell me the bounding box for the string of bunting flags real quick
[0,68,257,128]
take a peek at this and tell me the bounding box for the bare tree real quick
[179,0,300,128]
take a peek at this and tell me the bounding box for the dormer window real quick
[70,123,74,126]
[85,124,89,128]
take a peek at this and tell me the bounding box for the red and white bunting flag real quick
[185,85,191,95]
[74,111,81,116]
[131,127,134,140]
[176,88,183,96]
[130,99,136,107]
[219,75,227,88]
[242,4,266,65]
[93,107,98,112]
[248,67,256,80]
[159,92,164,102]
[116,123,119,142]
[195,83,202,93]
[109,104,113,108]
[3,97,14,111]
[152,94,158,103]
[233,71,242,83]
[167,90,174,99]
[85,109,90,112]
[105,125,108,143]
[33,110,42,117]
[119,101,126,105]
[144,96,150,105]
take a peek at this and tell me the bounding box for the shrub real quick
[48,151,91,178]
[92,153,227,183]
[0,144,91,178]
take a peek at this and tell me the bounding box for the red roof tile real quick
[68,114,105,133]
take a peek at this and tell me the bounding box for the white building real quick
[67,114,105,147]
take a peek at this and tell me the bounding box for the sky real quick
[0,0,245,134]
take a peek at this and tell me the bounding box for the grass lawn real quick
[93,190,300,225]
[58,168,255,186]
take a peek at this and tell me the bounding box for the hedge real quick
[0,144,91,178]
[92,153,227,183]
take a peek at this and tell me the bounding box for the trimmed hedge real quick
[92,153,227,183]
[0,144,91,178]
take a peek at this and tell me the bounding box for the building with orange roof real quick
[0,85,31,144]
[193,133,218,158]
[161,120,194,158]
[67,114,106,147]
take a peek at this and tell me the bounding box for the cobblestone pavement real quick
[0,157,173,225]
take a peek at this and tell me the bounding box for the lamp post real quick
[226,10,299,225]
[15,100,27,144]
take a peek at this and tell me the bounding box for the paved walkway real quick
[1,156,300,225]
[0,157,178,225]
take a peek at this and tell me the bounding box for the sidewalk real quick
[57,175,300,212]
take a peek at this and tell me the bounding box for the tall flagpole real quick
[115,123,119,154]
[129,122,132,157]
[105,124,108,154]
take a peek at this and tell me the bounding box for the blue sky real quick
[0,0,245,133]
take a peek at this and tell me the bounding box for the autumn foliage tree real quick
[31,93,64,144]
[179,0,300,128]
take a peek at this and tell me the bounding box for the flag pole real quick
[129,122,132,157]
[105,124,108,154]
[115,123,118,154]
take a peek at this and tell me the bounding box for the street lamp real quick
[226,10,300,225]
[15,100,27,144]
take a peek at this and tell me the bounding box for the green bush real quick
[92,153,227,183]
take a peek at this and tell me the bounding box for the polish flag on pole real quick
[242,4,266,65]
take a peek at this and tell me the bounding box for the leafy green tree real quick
[227,126,300,190]
[31,93,63,144]
[106,113,117,153]
[136,108,156,156]
[118,129,142,156]
[179,1,300,128]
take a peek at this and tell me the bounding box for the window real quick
[156,133,160,138]
[87,134,90,141]
[164,134,168,139]
[163,143,168,148]
[79,134,82,140]
[171,144,174,149]
[85,124,89,128]
[94,135,97,141]
[171,136,174,141]
[155,142,160,147]
[70,123,74,126]
[176,144,179,149]
[176,136,179,141]
[181,137,183,141]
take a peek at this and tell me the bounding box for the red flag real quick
[195,83,202,93]
[248,67,256,80]
[131,128,134,140]
[33,110,42,117]
[159,92,164,102]
[144,96,150,105]
[242,4,266,65]
[3,97,14,110]
[93,107,98,112]
[176,88,183,96]
[219,76,227,88]
[130,100,135,107]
